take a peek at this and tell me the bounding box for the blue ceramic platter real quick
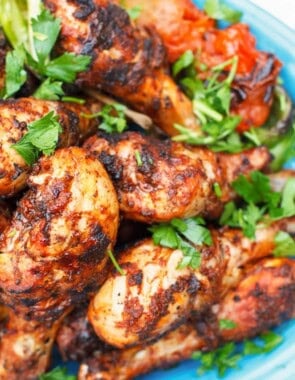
[58,1,295,378]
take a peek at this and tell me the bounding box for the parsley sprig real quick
[12,111,62,165]
[204,0,242,24]
[220,171,295,238]
[192,331,282,377]
[172,52,255,153]
[39,366,76,380]
[1,6,91,100]
[149,217,212,269]
[82,103,128,134]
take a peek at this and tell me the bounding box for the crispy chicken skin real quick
[43,0,199,136]
[88,218,291,348]
[0,97,102,197]
[83,131,271,223]
[0,147,119,379]
[80,258,295,380]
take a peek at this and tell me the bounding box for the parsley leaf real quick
[219,319,237,330]
[274,232,295,257]
[30,9,61,68]
[12,111,62,165]
[33,78,64,100]
[204,0,242,23]
[43,53,91,83]
[4,47,27,98]
[92,104,128,134]
[244,331,283,355]
[149,217,212,270]
[120,0,142,20]
[192,331,282,377]
[39,366,76,380]
[172,50,194,77]
[220,172,295,239]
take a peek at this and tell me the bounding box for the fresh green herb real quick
[61,96,86,105]
[269,123,295,171]
[220,172,295,239]
[39,366,76,380]
[149,217,212,270]
[4,47,27,98]
[243,331,283,355]
[273,231,295,257]
[219,319,237,330]
[172,55,250,152]
[192,331,282,377]
[33,78,64,100]
[134,150,143,166]
[12,111,62,165]
[41,53,91,83]
[98,104,128,134]
[192,342,242,377]
[107,250,125,276]
[120,0,142,20]
[204,0,242,23]
[1,6,91,99]
[213,183,222,198]
[172,50,194,77]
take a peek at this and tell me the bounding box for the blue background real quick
[60,1,295,378]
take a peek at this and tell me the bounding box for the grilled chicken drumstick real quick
[79,257,295,380]
[84,131,271,223]
[88,218,293,348]
[0,147,119,379]
[0,97,102,197]
[43,0,199,136]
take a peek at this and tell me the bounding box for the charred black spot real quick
[255,54,275,83]
[99,151,122,181]
[73,0,95,19]
[233,295,241,302]
[128,270,143,286]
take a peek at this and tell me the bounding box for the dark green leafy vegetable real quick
[12,111,62,165]
[204,0,242,23]
[149,217,212,270]
[33,78,64,100]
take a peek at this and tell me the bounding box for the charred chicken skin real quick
[83,131,271,223]
[88,218,292,348]
[0,97,102,197]
[43,0,199,136]
[0,147,119,379]
[78,257,295,380]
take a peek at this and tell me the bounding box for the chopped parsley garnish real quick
[172,53,252,152]
[219,319,237,330]
[204,0,242,23]
[213,182,222,198]
[192,331,282,377]
[192,342,242,377]
[273,231,295,257]
[1,7,91,100]
[39,366,76,379]
[120,0,142,20]
[107,250,125,276]
[219,172,295,239]
[149,217,212,270]
[82,103,128,133]
[4,48,27,99]
[134,150,143,166]
[12,111,62,165]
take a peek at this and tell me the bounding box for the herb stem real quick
[193,99,223,122]
[107,250,125,276]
